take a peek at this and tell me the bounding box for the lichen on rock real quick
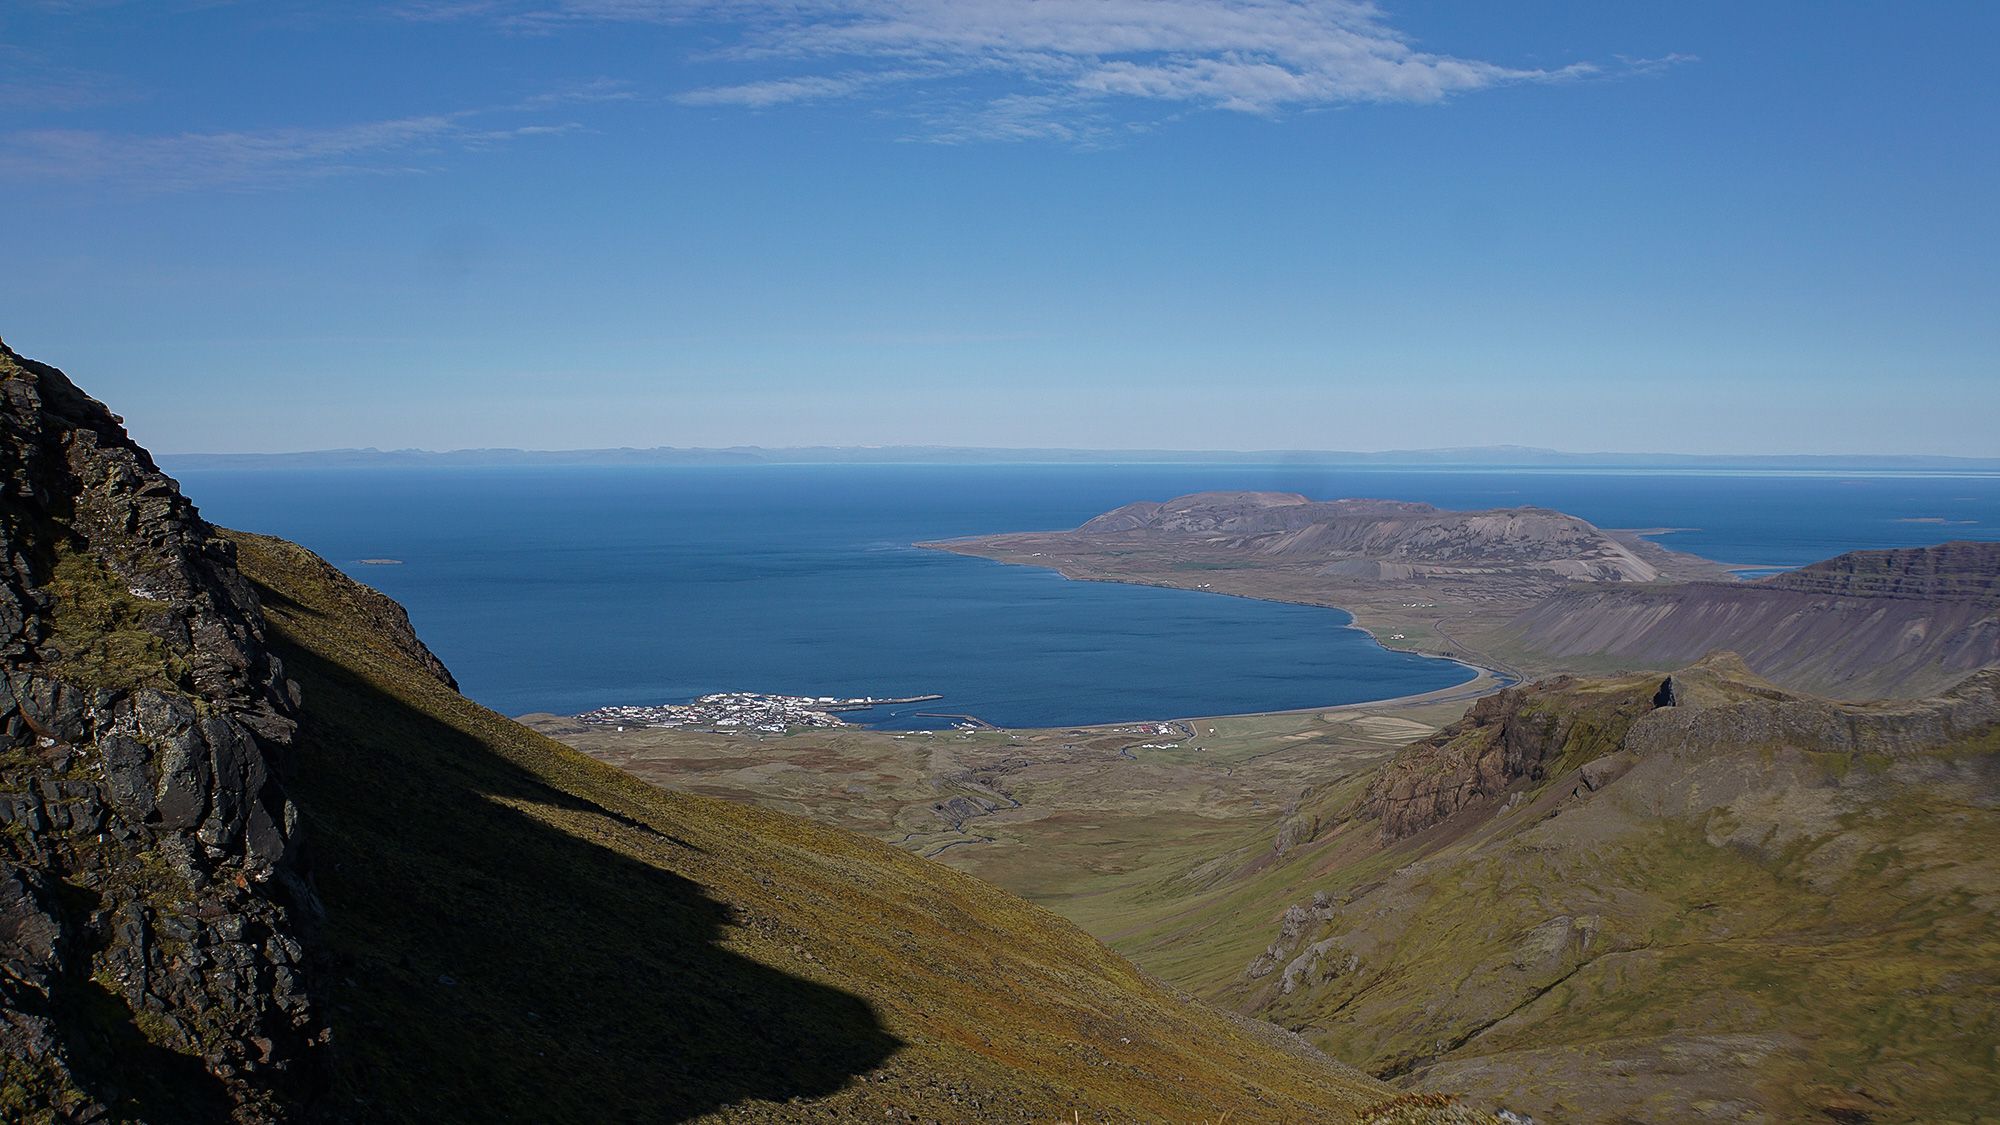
[0,338,323,1123]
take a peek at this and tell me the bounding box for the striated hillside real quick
[1502,541,2000,699]
[0,338,1468,1123]
[940,492,2000,701]
[1759,540,2000,600]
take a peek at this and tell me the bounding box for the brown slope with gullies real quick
[0,338,323,1122]
[1501,540,2000,699]
[1216,655,2000,1124]
[0,338,1476,1124]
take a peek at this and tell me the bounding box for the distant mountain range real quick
[159,444,2000,471]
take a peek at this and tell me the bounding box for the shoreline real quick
[590,540,1513,736]
[915,537,1511,700]
[537,636,1504,739]
[904,525,1756,729]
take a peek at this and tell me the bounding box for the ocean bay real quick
[170,463,2000,727]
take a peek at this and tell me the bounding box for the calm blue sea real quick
[164,464,2000,728]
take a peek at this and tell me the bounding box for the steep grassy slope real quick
[225,531,1422,1123]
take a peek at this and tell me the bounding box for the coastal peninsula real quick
[924,491,2000,699]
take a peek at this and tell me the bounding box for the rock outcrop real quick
[1363,674,1664,841]
[1359,650,2000,843]
[0,339,322,1121]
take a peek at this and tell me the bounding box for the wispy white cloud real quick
[1617,52,1700,77]
[0,44,128,112]
[420,1,1636,139]
[913,92,1113,145]
[675,69,906,107]
[0,109,579,190]
[514,76,642,108]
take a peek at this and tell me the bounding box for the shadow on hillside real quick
[267,634,901,1123]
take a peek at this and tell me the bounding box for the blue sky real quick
[1,1,1994,455]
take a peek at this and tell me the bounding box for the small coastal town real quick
[578,691,941,733]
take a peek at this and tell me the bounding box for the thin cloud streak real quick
[0,44,128,112]
[514,76,642,107]
[424,1,1622,138]
[0,111,577,190]
[675,69,913,107]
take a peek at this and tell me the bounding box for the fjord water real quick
[170,464,2000,727]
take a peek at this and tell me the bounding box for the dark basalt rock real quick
[0,338,323,1122]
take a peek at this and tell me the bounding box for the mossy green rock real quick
[0,338,321,1122]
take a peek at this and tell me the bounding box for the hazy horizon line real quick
[157,443,2000,468]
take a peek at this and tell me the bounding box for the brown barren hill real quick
[1069,492,1668,581]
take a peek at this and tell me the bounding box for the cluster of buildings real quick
[578,693,855,733]
[578,691,940,734]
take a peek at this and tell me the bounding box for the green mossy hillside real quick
[1057,663,2000,1123]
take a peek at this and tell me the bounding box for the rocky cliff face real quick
[1361,651,2000,843]
[1363,673,1666,841]
[0,339,321,1121]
